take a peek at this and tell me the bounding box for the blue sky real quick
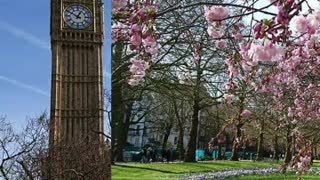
[0,0,112,130]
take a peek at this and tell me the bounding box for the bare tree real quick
[0,114,48,179]
[0,113,110,180]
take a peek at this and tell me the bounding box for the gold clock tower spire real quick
[49,0,110,179]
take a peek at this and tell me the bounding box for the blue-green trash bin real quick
[196,150,205,161]
[212,149,219,160]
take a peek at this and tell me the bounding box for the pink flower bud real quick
[215,40,227,49]
[241,109,252,118]
[131,34,142,47]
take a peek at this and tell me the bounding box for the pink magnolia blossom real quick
[240,61,252,72]
[204,6,229,22]
[307,11,320,30]
[129,58,150,73]
[288,107,295,117]
[204,4,320,173]
[128,58,150,86]
[233,33,243,40]
[241,109,252,118]
[143,36,157,46]
[253,23,263,39]
[248,43,284,62]
[228,65,239,77]
[215,40,227,49]
[224,94,234,104]
[112,23,130,42]
[277,5,289,25]
[207,26,223,38]
[295,16,315,34]
[115,1,158,87]
[131,24,140,34]
[312,10,320,22]
[128,75,145,86]
[112,0,127,11]
[131,34,142,47]
[145,44,160,55]
[192,52,201,64]
[248,44,271,62]
[306,35,317,48]
[225,81,236,91]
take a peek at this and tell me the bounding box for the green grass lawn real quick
[112,161,320,180]
[112,161,279,180]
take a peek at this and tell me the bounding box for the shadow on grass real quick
[113,164,180,174]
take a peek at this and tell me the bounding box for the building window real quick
[135,138,139,146]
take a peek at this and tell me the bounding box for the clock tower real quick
[49,0,110,179]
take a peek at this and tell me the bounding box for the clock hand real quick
[69,12,79,19]
[76,11,82,19]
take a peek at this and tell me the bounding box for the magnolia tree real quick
[113,0,229,162]
[112,0,320,174]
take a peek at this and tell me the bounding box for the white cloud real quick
[0,20,50,51]
[103,71,111,79]
[0,75,50,97]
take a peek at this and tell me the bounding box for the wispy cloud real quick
[0,20,50,51]
[103,71,112,79]
[0,75,50,97]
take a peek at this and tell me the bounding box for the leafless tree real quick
[0,113,110,180]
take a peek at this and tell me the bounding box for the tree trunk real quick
[111,90,126,163]
[162,124,172,149]
[115,102,133,162]
[114,120,126,162]
[273,134,279,161]
[177,127,185,161]
[256,119,264,161]
[162,135,169,150]
[284,127,292,164]
[111,42,134,162]
[172,99,185,161]
[230,123,243,161]
[185,63,201,162]
[230,97,245,161]
[185,101,200,162]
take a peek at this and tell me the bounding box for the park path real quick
[179,168,277,180]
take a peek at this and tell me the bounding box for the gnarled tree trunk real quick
[230,123,243,161]
[177,127,185,161]
[185,64,201,162]
[256,119,264,161]
[162,122,172,149]
[273,134,279,161]
[284,127,292,164]
[185,101,200,162]
[111,43,125,163]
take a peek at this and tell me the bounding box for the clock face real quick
[63,4,93,29]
